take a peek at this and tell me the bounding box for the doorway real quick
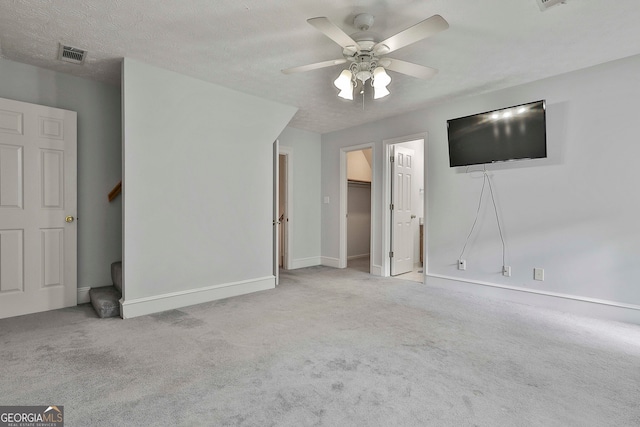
[274,145,293,278]
[347,148,372,273]
[278,153,287,269]
[339,144,374,273]
[383,134,426,282]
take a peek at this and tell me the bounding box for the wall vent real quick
[535,0,566,11]
[57,44,87,64]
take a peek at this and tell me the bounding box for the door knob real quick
[65,216,75,223]
[411,214,416,219]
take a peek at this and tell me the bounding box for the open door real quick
[0,97,78,319]
[273,139,280,285]
[390,145,415,276]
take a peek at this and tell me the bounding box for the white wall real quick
[277,127,322,269]
[121,59,296,317]
[0,57,122,293]
[322,54,640,321]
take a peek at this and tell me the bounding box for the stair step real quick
[89,285,121,318]
[111,261,122,293]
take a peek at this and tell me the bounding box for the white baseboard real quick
[371,264,383,276]
[289,256,321,269]
[321,256,341,268]
[347,253,369,260]
[77,287,91,304]
[426,274,640,325]
[120,276,275,319]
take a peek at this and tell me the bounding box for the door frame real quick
[273,139,279,285]
[279,146,293,270]
[339,143,375,271]
[382,133,427,278]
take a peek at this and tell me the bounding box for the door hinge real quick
[390,203,394,210]
[390,156,395,162]
[389,251,394,258]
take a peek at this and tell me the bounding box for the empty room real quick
[1,1,639,426]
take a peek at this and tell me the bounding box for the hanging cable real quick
[486,170,506,267]
[459,167,487,260]
[458,165,507,268]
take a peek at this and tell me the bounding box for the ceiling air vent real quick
[535,0,566,11]
[57,44,87,64]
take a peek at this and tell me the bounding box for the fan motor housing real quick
[343,39,375,58]
[354,13,375,31]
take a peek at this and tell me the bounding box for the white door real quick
[273,139,279,285]
[390,145,414,275]
[0,97,77,319]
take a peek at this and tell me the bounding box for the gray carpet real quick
[1,265,639,426]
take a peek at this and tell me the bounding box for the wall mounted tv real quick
[447,100,547,167]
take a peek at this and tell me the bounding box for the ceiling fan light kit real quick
[372,66,391,99]
[283,13,449,103]
[334,69,354,100]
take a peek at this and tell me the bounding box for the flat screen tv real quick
[447,100,547,167]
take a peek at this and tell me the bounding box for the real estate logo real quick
[0,406,64,427]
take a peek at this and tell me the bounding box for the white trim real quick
[382,133,428,277]
[340,143,376,273]
[426,274,640,324]
[77,286,91,304]
[273,139,279,285]
[120,276,275,319]
[321,256,341,268]
[290,256,322,269]
[339,150,347,269]
[370,264,383,276]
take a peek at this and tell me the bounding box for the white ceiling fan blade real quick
[373,15,449,55]
[281,58,347,74]
[383,58,438,79]
[307,17,360,50]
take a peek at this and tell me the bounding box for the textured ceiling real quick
[2,0,640,134]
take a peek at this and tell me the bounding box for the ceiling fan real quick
[282,13,449,100]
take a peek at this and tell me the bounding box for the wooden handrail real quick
[108,181,122,202]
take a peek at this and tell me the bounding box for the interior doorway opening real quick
[278,154,287,268]
[346,148,373,273]
[339,143,375,273]
[278,152,291,270]
[276,145,293,274]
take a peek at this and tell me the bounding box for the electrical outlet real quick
[458,259,466,270]
[503,266,511,277]
[534,268,544,281]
